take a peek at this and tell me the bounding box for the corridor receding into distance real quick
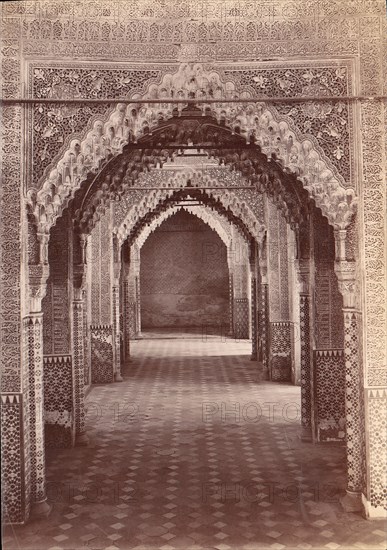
[2,4,386,549]
[5,334,385,550]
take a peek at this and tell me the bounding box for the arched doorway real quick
[140,209,231,337]
[21,68,363,525]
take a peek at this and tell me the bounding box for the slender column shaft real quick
[25,313,51,517]
[73,297,88,445]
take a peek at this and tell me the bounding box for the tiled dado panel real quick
[257,283,269,378]
[366,388,387,511]
[233,298,249,340]
[1,394,25,523]
[314,350,346,443]
[128,301,137,339]
[90,325,114,384]
[270,322,291,382]
[43,355,73,448]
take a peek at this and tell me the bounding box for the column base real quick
[361,494,387,519]
[114,373,124,382]
[250,354,257,361]
[75,432,89,446]
[300,426,313,442]
[340,490,363,512]
[30,499,52,520]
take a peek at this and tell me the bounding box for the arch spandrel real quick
[26,63,357,236]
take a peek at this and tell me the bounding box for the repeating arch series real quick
[26,63,357,237]
[115,169,265,246]
[132,204,232,250]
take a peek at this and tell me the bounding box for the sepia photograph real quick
[1,1,386,549]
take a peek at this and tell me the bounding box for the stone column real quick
[250,241,258,360]
[27,260,51,519]
[257,239,270,380]
[72,235,89,445]
[267,201,292,381]
[121,255,131,365]
[112,235,123,381]
[72,289,88,445]
[296,259,313,441]
[135,275,142,338]
[228,271,234,337]
[335,257,364,512]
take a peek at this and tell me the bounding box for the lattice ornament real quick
[43,355,73,448]
[90,325,114,383]
[314,349,346,442]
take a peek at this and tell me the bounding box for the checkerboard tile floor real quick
[4,335,386,550]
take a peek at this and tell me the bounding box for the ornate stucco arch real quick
[26,63,356,238]
[114,169,265,246]
[134,204,232,250]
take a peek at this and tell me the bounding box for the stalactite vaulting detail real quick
[25,64,356,238]
[113,170,262,246]
[134,204,231,249]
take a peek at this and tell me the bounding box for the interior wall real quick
[140,210,229,328]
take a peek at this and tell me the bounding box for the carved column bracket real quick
[28,263,50,313]
[295,259,310,295]
[73,263,87,293]
[334,260,357,309]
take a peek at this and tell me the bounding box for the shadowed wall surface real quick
[140,210,229,328]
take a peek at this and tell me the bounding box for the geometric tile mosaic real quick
[1,395,24,524]
[233,298,249,340]
[90,325,114,384]
[314,350,346,443]
[43,355,73,448]
[270,322,292,382]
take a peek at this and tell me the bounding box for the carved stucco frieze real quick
[295,259,311,295]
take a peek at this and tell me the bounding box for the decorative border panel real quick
[233,298,249,340]
[90,325,114,384]
[257,283,269,377]
[366,388,387,510]
[300,295,312,430]
[43,355,73,448]
[314,349,346,442]
[270,321,292,382]
[1,395,24,523]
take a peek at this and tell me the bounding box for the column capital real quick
[79,233,88,264]
[334,260,356,309]
[334,228,348,262]
[113,262,121,283]
[36,232,49,265]
[28,263,50,312]
[295,259,310,294]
